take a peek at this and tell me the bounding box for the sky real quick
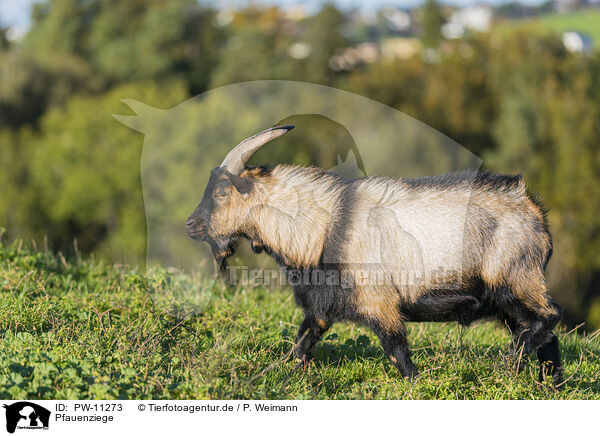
[0,0,37,38]
[0,0,549,38]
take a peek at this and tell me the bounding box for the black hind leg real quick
[521,305,561,355]
[522,319,563,388]
[371,323,419,381]
[498,290,562,387]
[537,333,563,388]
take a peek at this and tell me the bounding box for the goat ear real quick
[230,173,253,196]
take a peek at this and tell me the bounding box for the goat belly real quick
[402,291,485,325]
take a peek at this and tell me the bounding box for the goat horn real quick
[220,125,294,175]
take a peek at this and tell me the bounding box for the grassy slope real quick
[0,241,599,400]
[535,9,600,42]
[496,9,600,43]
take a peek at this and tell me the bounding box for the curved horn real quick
[220,125,294,175]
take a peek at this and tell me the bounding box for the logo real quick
[2,402,50,434]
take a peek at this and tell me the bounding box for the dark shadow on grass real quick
[8,363,34,378]
[312,335,385,367]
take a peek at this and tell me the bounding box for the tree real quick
[0,27,9,50]
[210,6,297,86]
[304,3,348,84]
[18,81,187,263]
[485,31,600,327]
[422,0,444,49]
[342,37,495,156]
[26,0,224,94]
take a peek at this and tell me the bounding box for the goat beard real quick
[206,237,236,277]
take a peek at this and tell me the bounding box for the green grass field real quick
[1,239,599,400]
[497,9,600,43]
[535,9,600,43]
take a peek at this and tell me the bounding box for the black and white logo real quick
[3,402,50,434]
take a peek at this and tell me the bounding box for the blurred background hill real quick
[0,0,599,329]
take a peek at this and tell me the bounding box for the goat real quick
[186,125,563,388]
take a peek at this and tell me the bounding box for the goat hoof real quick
[402,366,419,382]
[539,366,564,390]
[552,370,565,390]
[295,355,312,369]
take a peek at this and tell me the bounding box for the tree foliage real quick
[422,0,445,48]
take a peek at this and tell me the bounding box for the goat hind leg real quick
[373,323,418,381]
[514,303,562,386]
[537,333,563,388]
[522,304,560,355]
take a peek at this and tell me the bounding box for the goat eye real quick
[213,191,227,200]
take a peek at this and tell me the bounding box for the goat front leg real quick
[295,316,330,366]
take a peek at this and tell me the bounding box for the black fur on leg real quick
[371,322,418,380]
[494,288,563,375]
[537,333,563,389]
[498,290,563,387]
[522,313,559,356]
[294,316,330,366]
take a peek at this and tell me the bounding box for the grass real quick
[495,9,600,44]
[535,9,600,43]
[1,239,599,400]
